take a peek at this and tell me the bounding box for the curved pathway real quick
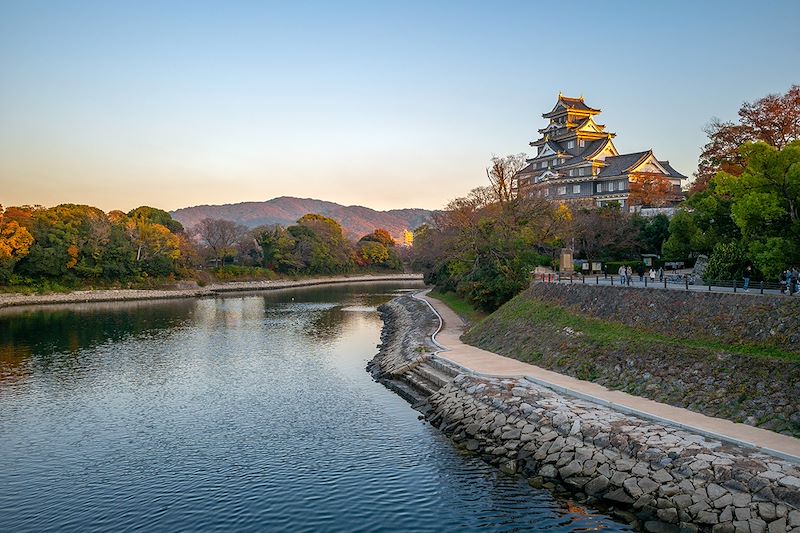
[414,290,800,463]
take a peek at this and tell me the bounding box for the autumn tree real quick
[487,153,527,204]
[0,206,34,282]
[356,229,401,269]
[627,174,675,207]
[692,85,800,193]
[414,188,569,311]
[193,218,247,266]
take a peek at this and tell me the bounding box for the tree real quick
[128,206,184,234]
[571,205,640,262]
[412,187,568,311]
[692,85,800,193]
[637,214,670,254]
[487,153,527,204]
[704,241,750,281]
[627,174,675,207]
[359,228,395,247]
[712,140,800,276]
[193,218,247,266]
[0,207,34,282]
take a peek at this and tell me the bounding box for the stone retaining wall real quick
[371,296,800,533]
[527,283,800,354]
[427,373,800,533]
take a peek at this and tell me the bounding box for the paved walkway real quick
[540,275,790,297]
[415,290,800,462]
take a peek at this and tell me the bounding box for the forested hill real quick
[170,196,433,239]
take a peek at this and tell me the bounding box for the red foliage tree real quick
[692,85,800,194]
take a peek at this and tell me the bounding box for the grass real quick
[428,289,487,326]
[480,296,800,364]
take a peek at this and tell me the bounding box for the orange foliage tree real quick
[627,174,674,207]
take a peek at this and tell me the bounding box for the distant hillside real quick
[170,196,433,240]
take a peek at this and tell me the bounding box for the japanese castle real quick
[516,94,686,209]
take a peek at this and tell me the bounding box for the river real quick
[0,281,628,531]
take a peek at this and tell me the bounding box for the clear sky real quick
[1,0,798,213]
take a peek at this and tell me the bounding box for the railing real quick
[532,272,796,295]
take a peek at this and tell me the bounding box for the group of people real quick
[779,268,800,294]
[617,265,664,285]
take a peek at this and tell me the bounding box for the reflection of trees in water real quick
[305,306,352,342]
[0,344,33,380]
[0,300,196,379]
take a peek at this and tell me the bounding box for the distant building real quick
[515,94,686,210]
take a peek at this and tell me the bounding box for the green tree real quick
[704,241,749,281]
[128,206,184,234]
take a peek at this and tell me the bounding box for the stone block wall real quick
[427,373,800,533]
[527,283,800,353]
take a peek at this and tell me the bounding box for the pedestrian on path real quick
[658,267,664,282]
[649,268,656,282]
[743,265,751,292]
[618,265,626,284]
[626,266,632,286]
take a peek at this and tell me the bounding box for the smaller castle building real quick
[516,94,686,210]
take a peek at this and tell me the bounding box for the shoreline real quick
[0,273,424,310]
[370,293,800,532]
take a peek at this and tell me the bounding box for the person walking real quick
[780,270,788,294]
[658,266,664,282]
[618,265,626,285]
[743,265,751,292]
[626,265,633,286]
[649,268,656,282]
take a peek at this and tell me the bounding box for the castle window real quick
[567,140,575,149]
[557,186,567,195]
[578,139,585,147]
[572,184,581,194]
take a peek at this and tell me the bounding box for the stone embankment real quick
[464,284,800,436]
[370,295,800,533]
[0,274,423,309]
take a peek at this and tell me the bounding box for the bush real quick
[704,241,749,281]
[212,265,277,282]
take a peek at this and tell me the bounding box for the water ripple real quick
[0,283,628,532]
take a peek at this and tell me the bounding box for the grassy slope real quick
[427,290,487,327]
[447,289,800,436]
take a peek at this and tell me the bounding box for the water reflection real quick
[0,281,628,532]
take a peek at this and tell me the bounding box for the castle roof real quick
[658,160,688,180]
[543,94,600,118]
[597,151,652,177]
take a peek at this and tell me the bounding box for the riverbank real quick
[0,274,423,309]
[370,293,800,532]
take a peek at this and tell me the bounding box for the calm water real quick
[0,282,628,532]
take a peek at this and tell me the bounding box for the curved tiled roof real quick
[658,160,688,180]
[597,151,652,177]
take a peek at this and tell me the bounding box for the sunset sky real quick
[1,0,798,213]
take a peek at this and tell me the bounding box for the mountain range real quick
[170,196,434,240]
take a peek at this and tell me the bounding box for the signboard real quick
[592,262,602,272]
[559,249,573,272]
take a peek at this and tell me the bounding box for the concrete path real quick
[416,290,800,462]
